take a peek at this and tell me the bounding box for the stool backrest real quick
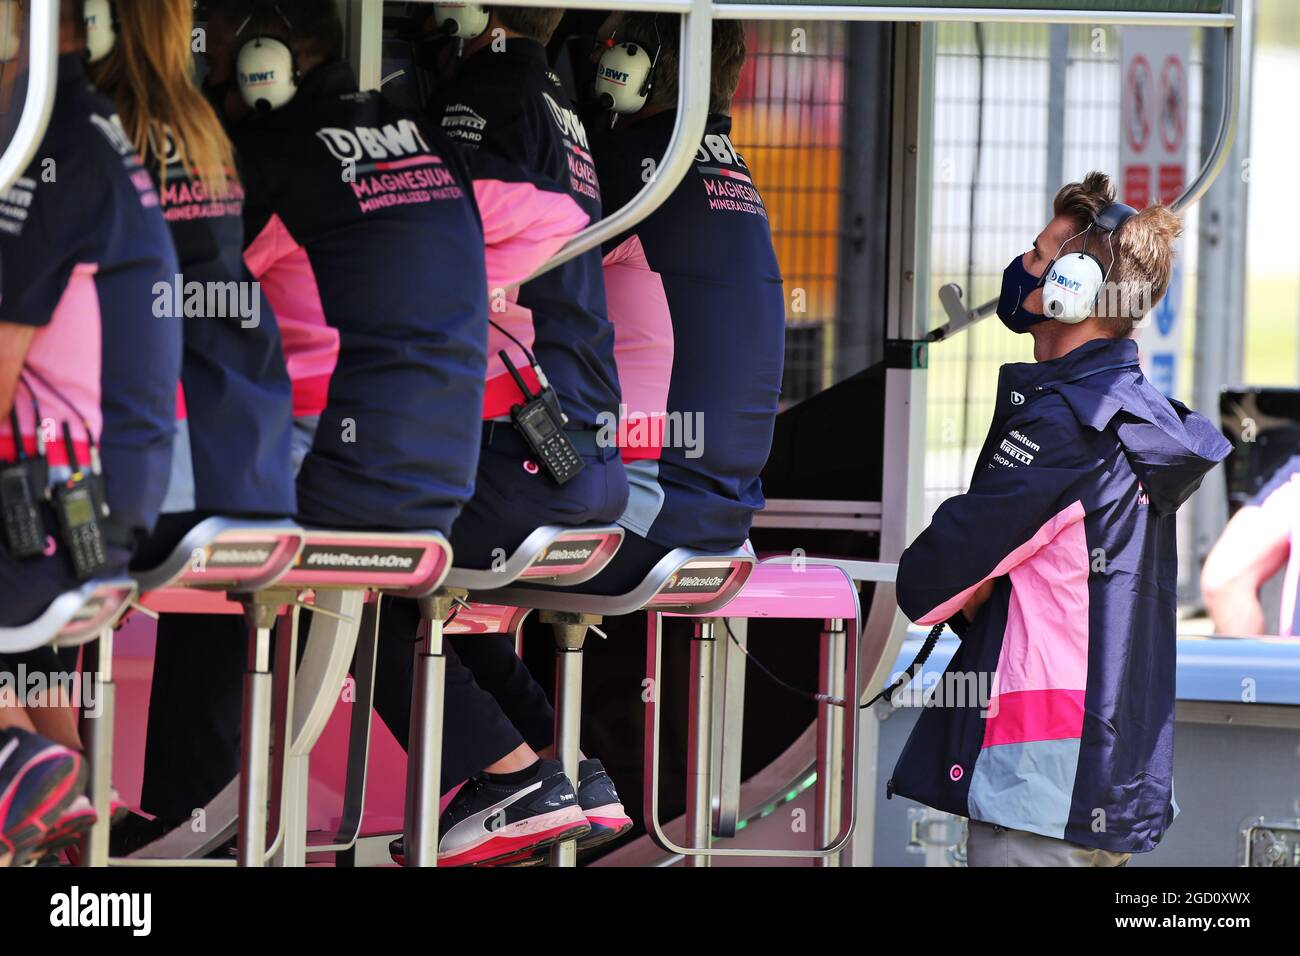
[644,554,755,615]
[55,580,138,646]
[133,517,306,593]
[518,526,625,585]
[0,579,138,655]
[445,524,624,592]
[279,530,453,598]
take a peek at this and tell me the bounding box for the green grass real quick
[1243,274,1300,386]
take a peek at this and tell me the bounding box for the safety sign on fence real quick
[1121,26,1190,399]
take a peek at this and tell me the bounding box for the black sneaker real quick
[0,728,86,868]
[390,758,589,867]
[574,758,633,850]
[490,757,634,865]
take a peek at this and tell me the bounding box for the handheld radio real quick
[52,422,109,580]
[501,351,585,486]
[1,405,48,558]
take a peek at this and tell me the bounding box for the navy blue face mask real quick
[997,253,1049,334]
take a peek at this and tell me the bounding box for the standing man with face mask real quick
[887,173,1231,866]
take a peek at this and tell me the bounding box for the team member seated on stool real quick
[84,0,298,851]
[888,174,1230,866]
[133,0,489,842]
[576,12,786,595]
[0,0,181,860]
[434,21,788,865]
[379,4,633,867]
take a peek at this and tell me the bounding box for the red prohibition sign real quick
[1126,54,1153,154]
[1159,54,1186,154]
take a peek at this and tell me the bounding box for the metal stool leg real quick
[238,599,278,867]
[540,610,598,868]
[268,607,300,866]
[686,620,717,867]
[816,618,847,867]
[404,591,455,867]
[80,628,114,867]
[329,598,383,865]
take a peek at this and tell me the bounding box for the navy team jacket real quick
[593,112,785,551]
[0,54,180,547]
[147,134,296,519]
[429,38,621,429]
[889,337,1231,853]
[233,61,487,533]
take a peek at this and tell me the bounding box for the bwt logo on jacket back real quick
[541,92,590,151]
[315,119,433,165]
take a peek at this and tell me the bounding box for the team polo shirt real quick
[429,38,621,429]
[594,112,785,551]
[0,54,180,546]
[234,61,487,533]
[146,134,296,518]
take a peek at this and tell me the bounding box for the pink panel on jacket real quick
[474,178,590,420]
[244,213,338,418]
[0,263,103,468]
[474,178,590,290]
[603,235,673,460]
[914,499,1088,626]
[981,688,1086,747]
[995,510,1092,695]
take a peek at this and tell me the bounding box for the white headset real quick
[595,38,659,115]
[235,6,299,112]
[1040,202,1139,324]
[84,0,116,64]
[434,3,489,40]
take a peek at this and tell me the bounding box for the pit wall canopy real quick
[715,0,1224,12]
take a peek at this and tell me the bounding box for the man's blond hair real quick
[490,5,564,43]
[617,14,747,114]
[1052,171,1183,337]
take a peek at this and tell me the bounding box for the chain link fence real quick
[925,23,1204,521]
[730,20,849,407]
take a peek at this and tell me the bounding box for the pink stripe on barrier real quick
[982,688,1085,747]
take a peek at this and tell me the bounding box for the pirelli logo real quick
[999,439,1035,466]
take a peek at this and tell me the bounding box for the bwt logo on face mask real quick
[316,119,432,164]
